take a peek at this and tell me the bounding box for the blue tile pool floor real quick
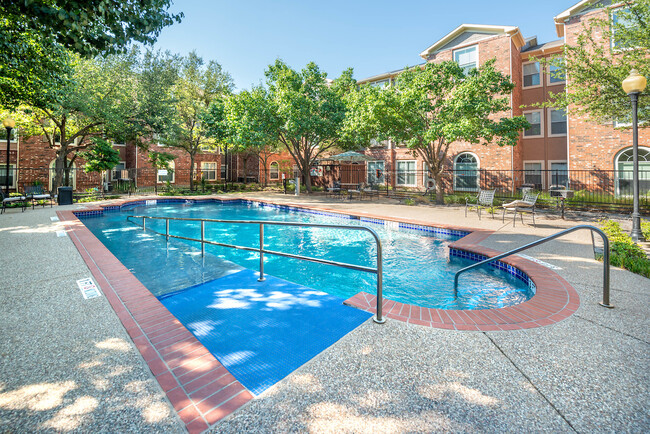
[160,269,373,396]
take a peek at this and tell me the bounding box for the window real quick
[615,147,650,196]
[157,160,174,183]
[367,161,385,185]
[523,62,540,87]
[548,57,565,84]
[524,162,543,189]
[269,162,279,180]
[221,162,227,180]
[111,161,126,180]
[0,164,16,188]
[611,8,635,50]
[201,162,217,180]
[549,108,567,136]
[524,111,543,137]
[396,160,416,186]
[453,45,478,75]
[550,161,568,188]
[454,153,479,191]
[0,128,17,141]
[369,79,390,88]
[49,160,76,191]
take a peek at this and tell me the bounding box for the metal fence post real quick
[258,223,265,281]
[142,217,146,231]
[200,220,205,257]
[165,218,169,241]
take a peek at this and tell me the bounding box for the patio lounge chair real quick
[502,191,539,227]
[24,184,53,209]
[465,189,496,220]
[1,189,27,214]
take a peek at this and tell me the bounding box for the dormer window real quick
[453,45,478,75]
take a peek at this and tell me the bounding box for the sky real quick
[153,0,576,90]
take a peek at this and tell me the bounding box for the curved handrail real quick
[453,225,612,308]
[127,214,386,323]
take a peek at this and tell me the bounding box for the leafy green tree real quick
[221,87,282,186]
[346,60,528,204]
[538,0,649,125]
[1,1,183,57]
[0,20,73,109]
[148,151,176,195]
[164,52,234,191]
[264,60,351,193]
[20,52,140,192]
[79,137,121,195]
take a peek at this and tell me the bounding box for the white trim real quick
[548,160,569,188]
[546,58,566,86]
[453,44,479,75]
[614,146,650,196]
[157,160,175,184]
[395,160,417,187]
[523,109,544,138]
[112,142,126,147]
[453,152,480,192]
[547,107,568,137]
[522,60,542,89]
[200,161,218,181]
[523,160,545,188]
[269,161,280,180]
[0,164,17,189]
[419,24,524,58]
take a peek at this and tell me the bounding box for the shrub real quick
[642,220,650,241]
[599,219,650,278]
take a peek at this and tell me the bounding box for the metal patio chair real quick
[502,191,540,227]
[465,189,496,220]
[1,189,27,214]
[23,184,53,209]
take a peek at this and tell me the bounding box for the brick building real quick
[353,0,648,195]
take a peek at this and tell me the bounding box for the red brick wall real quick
[564,7,649,172]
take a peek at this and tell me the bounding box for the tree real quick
[20,51,140,192]
[1,1,183,57]
[264,60,351,193]
[220,87,282,187]
[537,0,649,125]
[148,151,176,195]
[164,52,234,191]
[79,137,121,195]
[0,20,73,109]
[346,60,529,204]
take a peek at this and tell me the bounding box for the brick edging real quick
[58,210,253,434]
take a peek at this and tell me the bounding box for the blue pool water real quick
[81,201,533,310]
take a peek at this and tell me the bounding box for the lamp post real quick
[2,118,15,196]
[622,69,647,243]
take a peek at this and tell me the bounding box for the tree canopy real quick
[346,60,528,203]
[538,0,649,126]
[263,60,352,192]
[1,0,183,57]
[163,51,234,190]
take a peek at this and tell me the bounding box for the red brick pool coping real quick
[59,195,580,431]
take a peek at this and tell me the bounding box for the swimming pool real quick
[80,199,533,310]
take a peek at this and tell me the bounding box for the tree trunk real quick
[302,165,312,193]
[52,153,65,194]
[435,173,445,205]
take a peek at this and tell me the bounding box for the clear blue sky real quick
[153,0,574,90]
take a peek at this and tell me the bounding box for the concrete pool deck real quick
[1,193,648,432]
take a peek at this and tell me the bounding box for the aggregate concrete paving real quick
[1,195,648,433]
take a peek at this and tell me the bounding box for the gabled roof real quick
[553,0,606,37]
[419,24,525,59]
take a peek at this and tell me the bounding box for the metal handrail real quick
[127,214,386,323]
[453,225,613,308]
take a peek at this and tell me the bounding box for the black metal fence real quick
[2,166,648,212]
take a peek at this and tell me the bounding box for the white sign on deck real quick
[56,230,67,237]
[50,216,59,222]
[77,278,102,299]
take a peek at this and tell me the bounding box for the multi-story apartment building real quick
[353,0,648,195]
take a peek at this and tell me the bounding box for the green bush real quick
[599,219,650,278]
[642,220,650,241]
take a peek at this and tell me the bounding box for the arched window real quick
[269,162,279,180]
[453,152,479,191]
[49,159,76,191]
[157,160,175,184]
[615,147,650,196]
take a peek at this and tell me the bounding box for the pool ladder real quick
[126,215,387,323]
[453,225,613,308]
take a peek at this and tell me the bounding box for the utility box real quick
[57,186,73,205]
